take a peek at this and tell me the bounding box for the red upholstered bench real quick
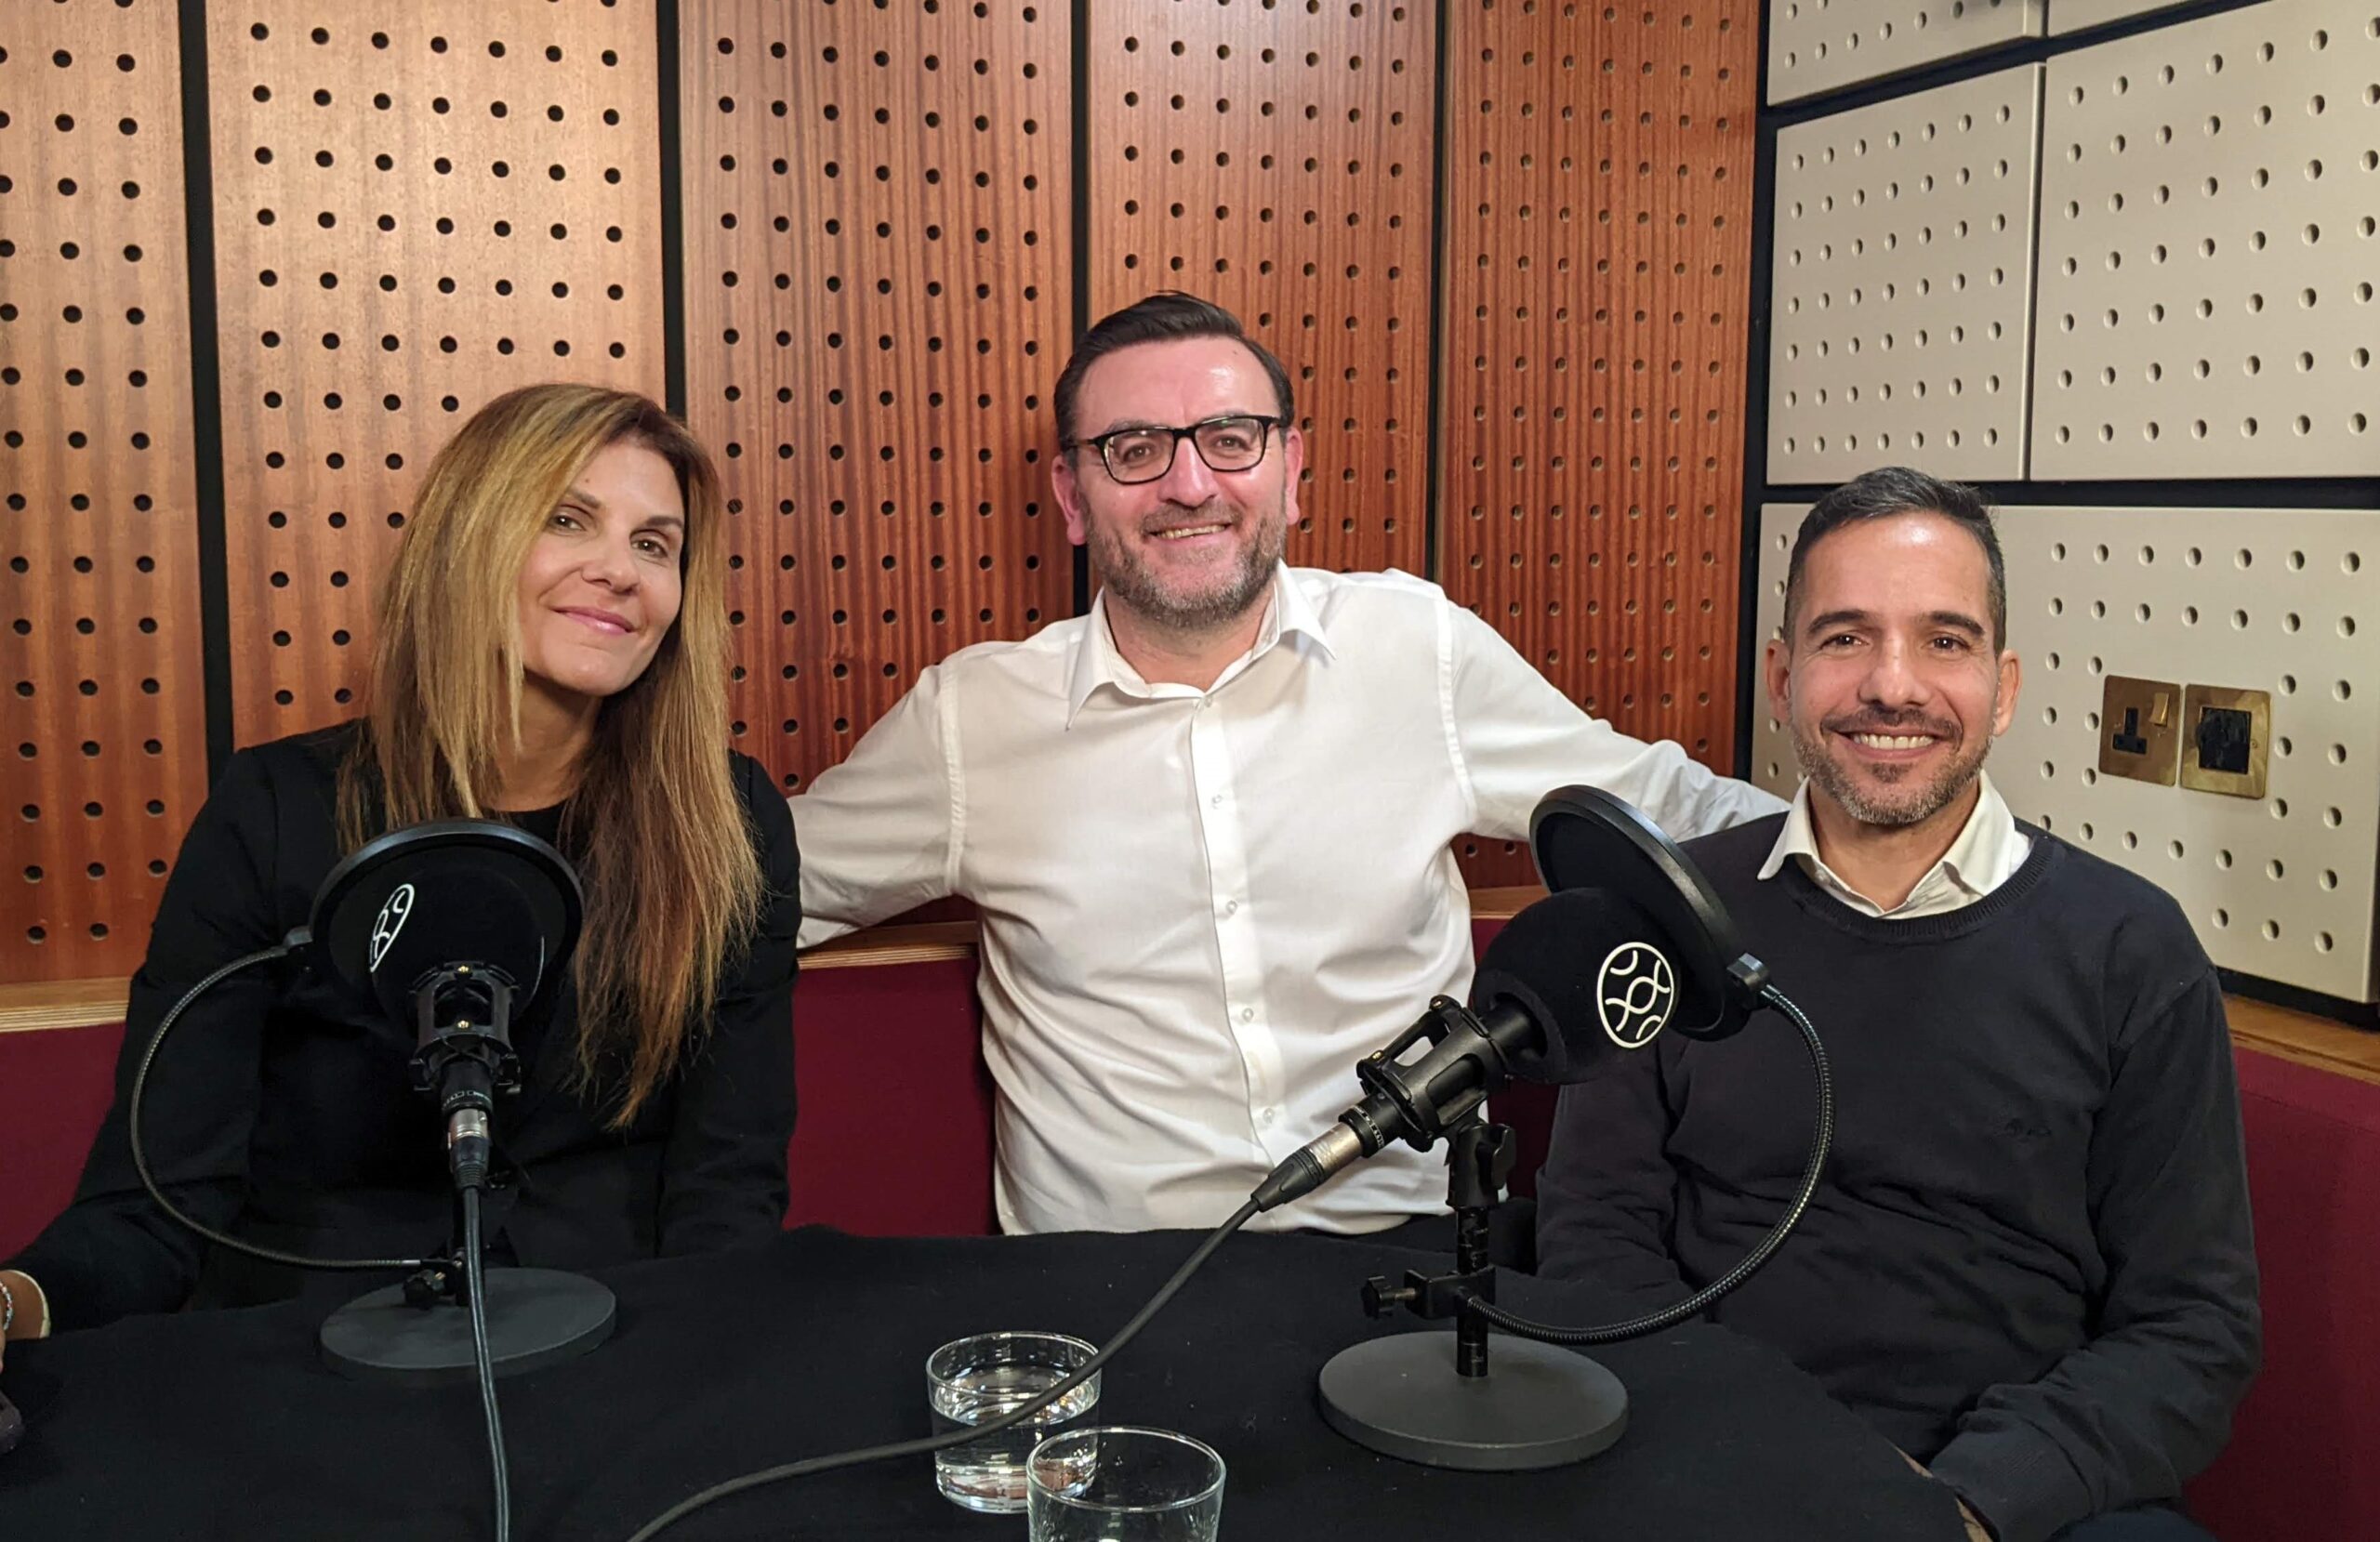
[5,960,2376,1541]
[2185,1047,2380,1538]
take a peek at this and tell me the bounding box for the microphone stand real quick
[1318,1119,1629,1470]
[318,963,616,1387]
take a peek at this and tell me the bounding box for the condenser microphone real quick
[1301,788,1834,1476]
[309,819,582,1189]
[1250,785,1768,1212]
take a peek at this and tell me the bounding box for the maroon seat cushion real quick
[0,1021,122,1261]
[2184,1048,2380,1541]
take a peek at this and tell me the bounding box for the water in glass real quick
[927,1333,1100,1513]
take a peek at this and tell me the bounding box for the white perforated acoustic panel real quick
[1753,501,2380,1002]
[1750,506,1800,797]
[2047,0,2205,38]
[1768,66,2043,484]
[2032,0,2380,479]
[1768,0,2044,105]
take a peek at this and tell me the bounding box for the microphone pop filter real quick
[1525,786,1765,1042]
[309,820,583,1032]
[1472,887,1681,1084]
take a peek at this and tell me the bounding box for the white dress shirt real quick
[793,565,1786,1234]
[1756,771,2030,918]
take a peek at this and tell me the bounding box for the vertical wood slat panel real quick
[681,1,1073,791]
[0,1,210,982]
[1439,5,1758,882]
[207,1,666,746]
[1086,0,1437,575]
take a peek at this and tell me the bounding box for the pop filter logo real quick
[1596,941,1674,1049]
[368,882,415,974]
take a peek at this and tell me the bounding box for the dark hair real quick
[1783,466,2006,650]
[1053,292,1295,447]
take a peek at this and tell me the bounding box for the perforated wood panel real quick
[209,3,665,745]
[1768,0,2044,105]
[0,2,210,984]
[1768,65,2043,484]
[2047,0,2203,37]
[681,2,1072,792]
[2032,1,2380,479]
[1085,1,1435,574]
[1752,501,2380,1002]
[1442,4,1759,882]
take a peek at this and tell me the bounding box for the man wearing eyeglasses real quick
[790,292,1783,1237]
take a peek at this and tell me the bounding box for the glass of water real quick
[1027,1427,1226,1542]
[926,1331,1102,1513]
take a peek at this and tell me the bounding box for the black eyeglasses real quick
[1064,415,1289,485]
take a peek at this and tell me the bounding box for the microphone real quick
[1300,790,1833,1475]
[1250,785,1768,1213]
[309,820,583,1190]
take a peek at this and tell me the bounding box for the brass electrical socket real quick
[2097,676,2183,786]
[2178,685,2271,799]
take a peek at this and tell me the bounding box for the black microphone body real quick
[1252,884,1726,1213]
[1251,997,1537,1211]
[400,961,525,1191]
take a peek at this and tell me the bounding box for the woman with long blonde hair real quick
[2,386,797,1341]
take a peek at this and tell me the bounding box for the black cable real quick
[622,1198,1263,1542]
[1467,980,1834,1347]
[128,942,437,1274]
[462,1186,512,1542]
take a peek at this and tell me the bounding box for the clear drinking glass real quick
[925,1331,1102,1513]
[1027,1427,1227,1542]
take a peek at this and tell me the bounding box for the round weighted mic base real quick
[1318,1332,1629,1471]
[320,1268,617,1387]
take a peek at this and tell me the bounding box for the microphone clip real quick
[1352,996,1512,1153]
[404,962,526,1109]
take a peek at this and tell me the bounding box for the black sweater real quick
[1536,816,2259,1542]
[8,726,801,1328]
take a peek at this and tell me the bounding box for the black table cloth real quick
[0,1227,1965,1540]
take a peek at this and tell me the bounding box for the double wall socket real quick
[2098,676,2270,798]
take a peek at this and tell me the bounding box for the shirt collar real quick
[1757,771,2019,915]
[1064,563,1333,725]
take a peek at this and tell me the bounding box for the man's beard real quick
[1088,496,1287,635]
[1793,704,1995,827]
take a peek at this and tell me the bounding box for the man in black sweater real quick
[1536,468,2259,1542]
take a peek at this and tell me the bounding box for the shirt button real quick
[1223,899,1239,916]
[1260,1108,1277,1127]
[1210,793,1224,808]
[1240,1007,1255,1023]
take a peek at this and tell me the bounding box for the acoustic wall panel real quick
[1768,0,2045,105]
[1443,4,1760,883]
[1750,503,1802,797]
[1768,65,2043,485]
[1753,500,2380,1002]
[208,2,666,745]
[1086,0,1436,576]
[2032,0,2380,478]
[0,0,211,983]
[681,1,1073,792]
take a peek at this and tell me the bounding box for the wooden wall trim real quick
[0,977,135,1035]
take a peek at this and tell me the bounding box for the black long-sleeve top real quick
[1536,817,2259,1542]
[7,725,800,1329]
